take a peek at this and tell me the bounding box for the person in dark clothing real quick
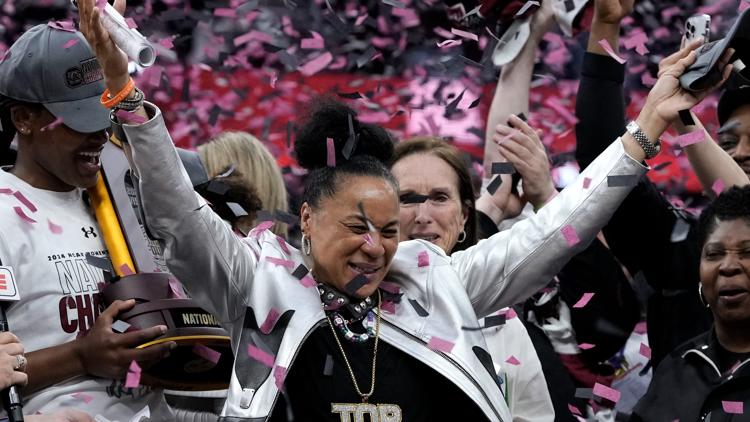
[574,0,749,366]
[631,185,750,422]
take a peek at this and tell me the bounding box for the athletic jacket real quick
[121,104,646,421]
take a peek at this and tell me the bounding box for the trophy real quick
[88,136,232,391]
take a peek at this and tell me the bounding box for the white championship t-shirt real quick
[0,169,172,421]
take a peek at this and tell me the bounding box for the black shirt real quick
[269,324,490,422]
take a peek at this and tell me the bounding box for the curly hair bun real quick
[294,97,394,170]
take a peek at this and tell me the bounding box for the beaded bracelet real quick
[100,77,136,109]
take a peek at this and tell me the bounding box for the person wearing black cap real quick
[0,12,174,422]
[716,83,750,178]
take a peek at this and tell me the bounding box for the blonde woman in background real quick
[198,131,289,237]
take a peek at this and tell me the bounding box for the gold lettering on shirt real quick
[331,403,402,422]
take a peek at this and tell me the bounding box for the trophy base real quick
[102,274,233,390]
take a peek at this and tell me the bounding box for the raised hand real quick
[77,0,129,94]
[493,116,556,209]
[646,41,734,125]
[594,0,635,25]
[0,332,27,389]
[74,300,176,379]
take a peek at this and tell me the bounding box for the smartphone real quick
[685,14,711,45]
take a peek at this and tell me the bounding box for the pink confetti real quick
[13,207,36,224]
[579,343,596,350]
[381,300,396,314]
[13,191,37,212]
[597,39,627,64]
[301,31,325,49]
[572,292,594,308]
[561,225,580,247]
[193,344,221,364]
[568,404,582,416]
[741,0,750,12]
[119,263,135,276]
[379,281,401,294]
[95,0,107,10]
[300,274,316,288]
[71,392,94,404]
[363,233,374,246]
[505,355,521,365]
[266,256,296,270]
[63,39,79,49]
[641,73,657,87]
[639,342,652,359]
[593,382,621,403]
[213,8,237,18]
[41,116,64,132]
[437,39,463,48]
[125,17,138,29]
[355,14,368,26]
[427,336,455,354]
[251,220,274,235]
[450,28,478,41]
[247,345,275,367]
[47,21,76,32]
[276,236,290,255]
[417,250,429,268]
[544,98,579,125]
[48,219,63,234]
[158,37,174,49]
[722,401,744,414]
[326,137,336,167]
[583,177,592,189]
[712,179,725,196]
[115,109,147,125]
[674,130,706,148]
[298,52,333,76]
[260,308,281,335]
[273,365,287,390]
[169,277,185,298]
[503,308,518,319]
[125,371,141,388]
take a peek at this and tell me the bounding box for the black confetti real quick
[382,0,406,8]
[408,299,429,317]
[717,120,741,134]
[323,354,334,376]
[86,253,113,273]
[486,175,503,195]
[342,113,358,160]
[206,180,230,195]
[337,91,363,99]
[607,175,640,187]
[491,162,516,175]
[256,210,275,222]
[574,388,593,399]
[670,218,690,243]
[517,112,528,122]
[292,264,309,280]
[275,209,298,225]
[652,161,672,171]
[678,109,695,126]
[400,193,429,204]
[444,89,465,117]
[344,274,369,296]
[355,47,379,68]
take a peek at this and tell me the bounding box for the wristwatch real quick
[626,121,661,159]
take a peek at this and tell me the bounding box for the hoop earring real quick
[302,234,312,255]
[698,283,710,308]
[457,230,467,244]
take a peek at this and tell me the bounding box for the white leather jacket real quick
[122,104,646,421]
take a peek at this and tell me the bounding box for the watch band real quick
[626,121,661,159]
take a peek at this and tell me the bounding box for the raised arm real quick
[79,0,256,324]
[454,42,733,316]
[477,4,556,223]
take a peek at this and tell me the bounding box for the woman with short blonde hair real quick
[198,131,288,236]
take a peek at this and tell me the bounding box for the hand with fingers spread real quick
[493,115,557,210]
[27,410,95,422]
[77,0,130,95]
[74,299,175,379]
[0,332,27,390]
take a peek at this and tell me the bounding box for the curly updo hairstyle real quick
[294,97,397,208]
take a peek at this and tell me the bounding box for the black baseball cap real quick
[718,84,750,125]
[0,23,110,133]
[680,8,750,92]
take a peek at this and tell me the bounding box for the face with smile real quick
[12,105,107,191]
[717,104,750,178]
[301,175,400,298]
[699,218,750,328]
[391,153,468,254]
